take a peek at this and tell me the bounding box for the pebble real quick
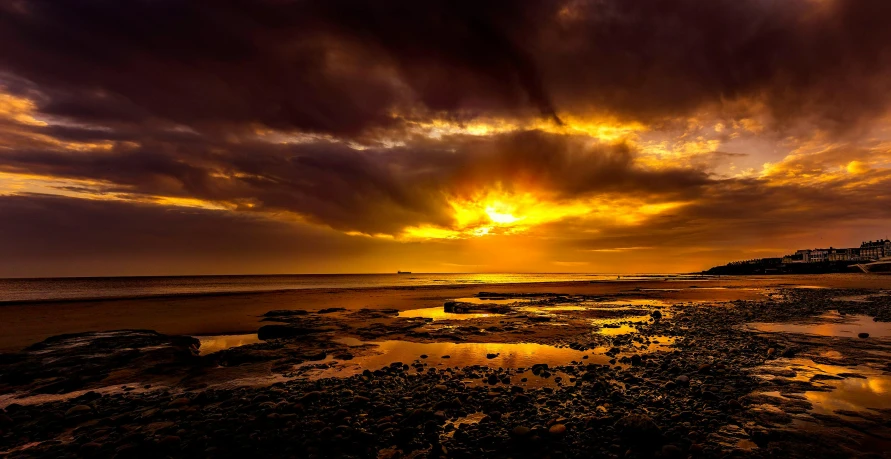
[548,423,567,436]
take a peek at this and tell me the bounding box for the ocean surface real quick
[0,273,707,303]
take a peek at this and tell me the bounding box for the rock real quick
[549,423,567,436]
[651,310,663,319]
[614,414,662,447]
[675,375,690,386]
[257,325,319,340]
[300,391,323,403]
[512,426,532,438]
[159,435,181,447]
[858,332,869,339]
[781,347,799,357]
[262,309,308,318]
[79,442,103,455]
[65,405,92,417]
[168,397,190,408]
[0,330,199,395]
[661,444,682,457]
[318,307,346,314]
[631,354,642,366]
[303,351,327,361]
[486,353,499,359]
[767,348,776,357]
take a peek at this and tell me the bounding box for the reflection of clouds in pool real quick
[596,299,669,307]
[398,307,496,320]
[308,339,606,386]
[806,374,891,414]
[747,311,891,338]
[598,325,638,336]
[755,358,891,416]
[195,334,261,355]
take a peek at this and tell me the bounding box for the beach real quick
[1,273,886,353]
[1,273,890,458]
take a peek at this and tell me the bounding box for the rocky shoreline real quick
[1,288,889,458]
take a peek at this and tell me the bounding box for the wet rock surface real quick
[0,330,200,396]
[1,287,890,457]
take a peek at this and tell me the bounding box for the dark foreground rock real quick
[0,330,199,395]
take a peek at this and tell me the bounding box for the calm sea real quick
[0,273,705,303]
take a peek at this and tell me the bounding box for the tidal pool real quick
[195,334,262,355]
[452,297,535,305]
[755,358,891,416]
[747,311,891,338]
[301,338,609,386]
[595,299,669,307]
[398,307,499,320]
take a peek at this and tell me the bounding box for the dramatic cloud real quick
[0,130,709,234]
[1,0,891,275]
[3,0,891,135]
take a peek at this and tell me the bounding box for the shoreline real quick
[0,274,887,353]
[0,273,715,305]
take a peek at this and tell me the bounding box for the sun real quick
[484,201,524,225]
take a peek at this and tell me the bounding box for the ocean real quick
[0,273,705,303]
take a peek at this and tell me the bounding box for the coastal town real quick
[707,239,891,274]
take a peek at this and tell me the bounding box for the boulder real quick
[257,325,318,340]
[614,414,662,447]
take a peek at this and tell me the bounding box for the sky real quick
[1,0,891,277]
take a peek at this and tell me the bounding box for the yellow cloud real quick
[846,160,870,174]
[0,93,47,126]
[406,114,646,143]
[401,188,687,240]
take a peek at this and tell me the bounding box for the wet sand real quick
[0,274,885,352]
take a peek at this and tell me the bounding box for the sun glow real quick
[401,189,687,240]
[485,202,522,224]
[407,115,645,143]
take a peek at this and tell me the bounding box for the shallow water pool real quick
[398,307,499,320]
[301,338,609,385]
[195,334,262,355]
[747,311,891,338]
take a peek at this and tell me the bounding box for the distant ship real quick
[397,271,412,274]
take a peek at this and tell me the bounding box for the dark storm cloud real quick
[0,193,377,277]
[3,0,891,135]
[556,173,891,253]
[0,130,709,234]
